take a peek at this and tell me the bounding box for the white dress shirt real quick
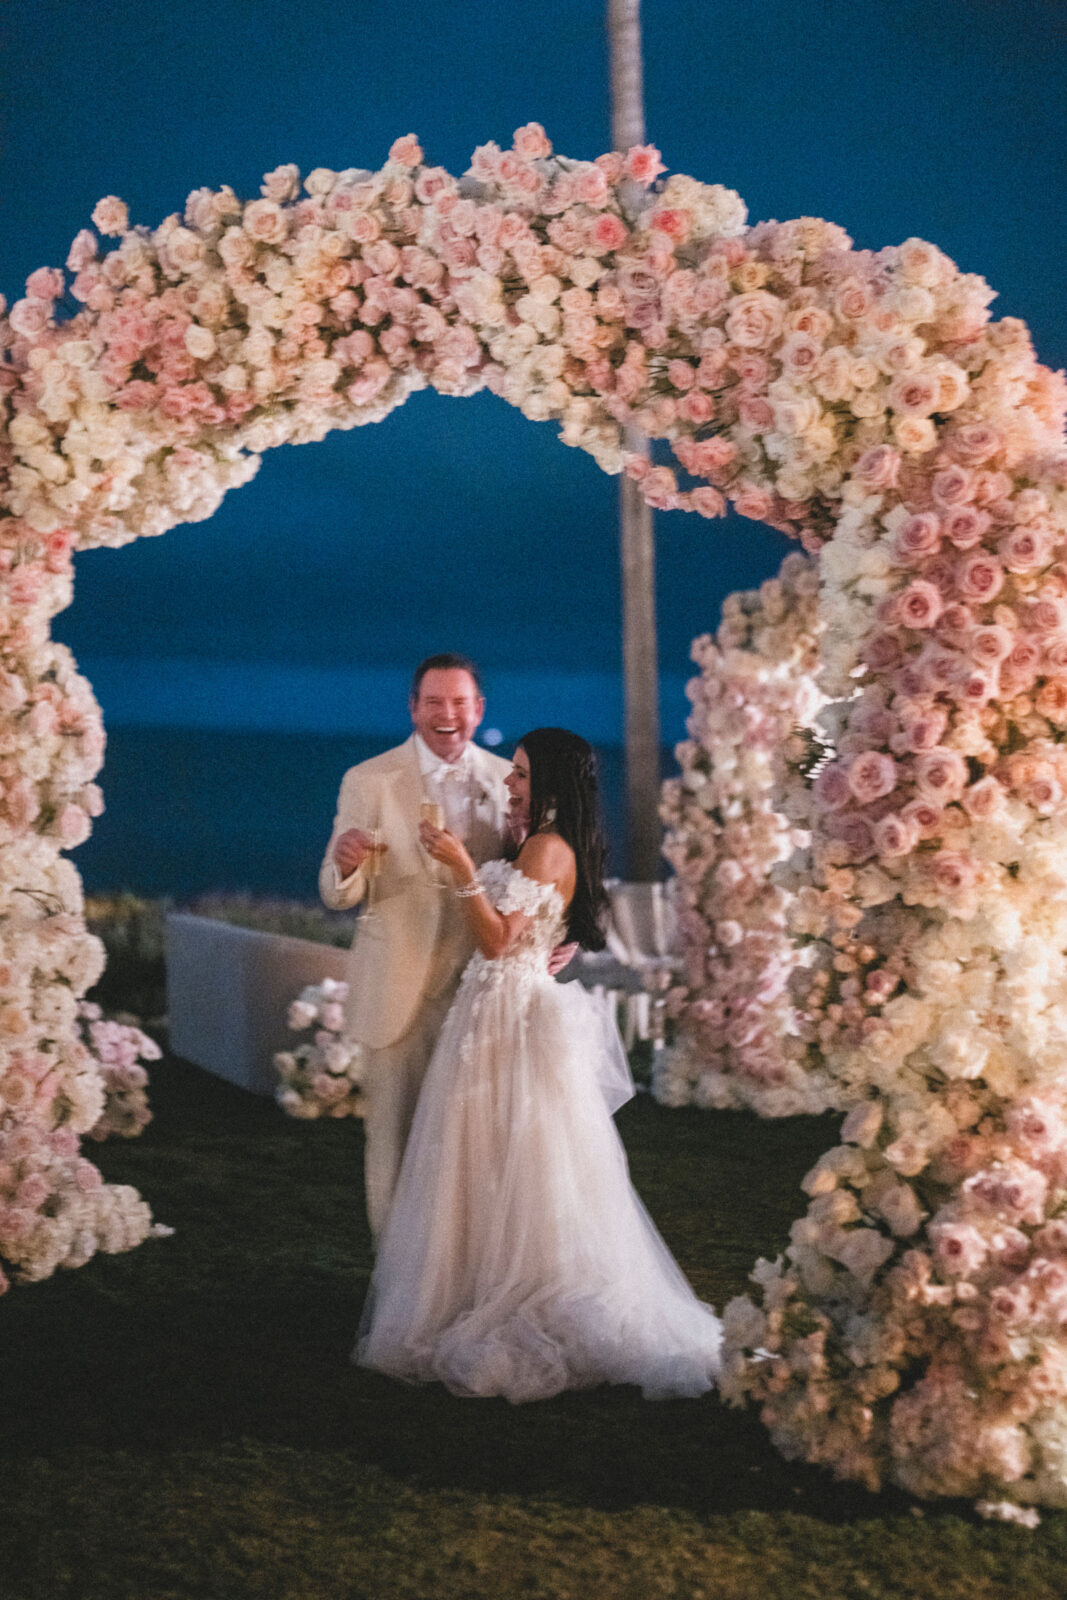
[415,734,477,842]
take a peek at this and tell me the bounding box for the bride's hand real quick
[418,820,474,881]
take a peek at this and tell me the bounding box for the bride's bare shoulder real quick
[515,832,574,883]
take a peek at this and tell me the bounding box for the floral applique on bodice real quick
[457,858,567,995]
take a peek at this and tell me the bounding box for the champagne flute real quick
[362,827,383,918]
[419,799,448,888]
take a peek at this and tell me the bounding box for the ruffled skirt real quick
[356,968,721,1402]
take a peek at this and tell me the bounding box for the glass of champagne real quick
[362,827,383,918]
[419,800,448,888]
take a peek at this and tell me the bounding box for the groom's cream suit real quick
[319,733,511,1239]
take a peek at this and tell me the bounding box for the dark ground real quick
[0,1060,1063,1600]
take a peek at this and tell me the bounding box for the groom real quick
[319,653,513,1242]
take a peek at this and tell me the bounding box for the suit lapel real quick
[383,736,428,881]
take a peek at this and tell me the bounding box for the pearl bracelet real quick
[455,882,485,899]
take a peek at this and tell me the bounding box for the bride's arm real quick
[419,826,568,960]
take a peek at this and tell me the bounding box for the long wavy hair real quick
[510,727,608,951]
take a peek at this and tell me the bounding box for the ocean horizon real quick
[72,660,694,899]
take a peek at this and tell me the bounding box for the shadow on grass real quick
[0,1058,904,1524]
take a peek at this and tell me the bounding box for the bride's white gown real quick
[356,859,722,1402]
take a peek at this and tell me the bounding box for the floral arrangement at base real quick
[77,1001,158,1141]
[657,550,834,1116]
[274,979,363,1119]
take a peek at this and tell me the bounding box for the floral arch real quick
[4,124,1067,1509]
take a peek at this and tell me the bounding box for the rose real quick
[855,445,900,490]
[948,421,1001,464]
[967,625,1013,666]
[914,748,968,802]
[1035,680,1067,726]
[388,134,423,168]
[942,508,990,549]
[888,369,939,416]
[1000,525,1052,573]
[725,291,783,349]
[955,552,1005,604]
[895,580,943,630]
[894,513,942,565]
[242,199,288,245]
[622,145,665,185]
[91,196,129,235]
[847,751,898,803]
[872,812,919,857]
[894,417,937,453]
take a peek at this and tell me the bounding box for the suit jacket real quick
[319,735,512,1049]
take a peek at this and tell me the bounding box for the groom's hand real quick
[547,942,579,977]
[334,829,385,877]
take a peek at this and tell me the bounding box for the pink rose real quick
[813,762,852,811]
[650,208,690,243]
[914,747,968,802]
[888,370,939,416]
[91,195,129,235]
[942,507,990,549]
[872,812,919,858]
[864,631,903,671]
[894,513,942,565]
[66,228,98,274]
[25,266,64,302]
[931,464,974,508]
[960,670,996,707]
[622,145,665,185]
[1029,596,1067,634]
[901,797,944,837]
[855,445,901,490]
[573,166,609,206]
[1035,680,1067,726]
[678,391,715,425]
[732,487,774,522]
[930,849,977,895]
[847,750,898,803]
[686,486,726,518]
[895,706,948,754]
[242,199,288,244]
[1000,525,1052,574]
[8,299,49,338]
[512,123,553,163]
[738,395,775,430]
[779,332,821,378]
[835,277,874,321]
[955,552,1004,603]
[834,813,875,858]
[725,291,783,350]
[930,1220,988,1276]
[967,624,1013,666]
[948,421,1001,465]
[895,580,943,629]
[388,134,423,168]
[962,776,1005,820]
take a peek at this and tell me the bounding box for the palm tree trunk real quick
[608,0,661,881]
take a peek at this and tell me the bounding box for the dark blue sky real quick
[3,0,1066,725]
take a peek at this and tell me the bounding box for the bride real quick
[355,727,721,1402]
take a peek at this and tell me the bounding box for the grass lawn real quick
[1,1058,1065,1600]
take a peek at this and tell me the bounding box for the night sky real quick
[3,0,1066,746]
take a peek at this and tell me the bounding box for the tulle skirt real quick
[356,966,722,1402]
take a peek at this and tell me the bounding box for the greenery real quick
[3,1056,1067,1599]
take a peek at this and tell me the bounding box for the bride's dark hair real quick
[510,727,608,952]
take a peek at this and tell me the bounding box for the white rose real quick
[183,325,216,361]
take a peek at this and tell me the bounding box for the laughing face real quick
[504,744,531,833]
[410,667,485,764]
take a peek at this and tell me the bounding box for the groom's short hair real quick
[411,653,483,701]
